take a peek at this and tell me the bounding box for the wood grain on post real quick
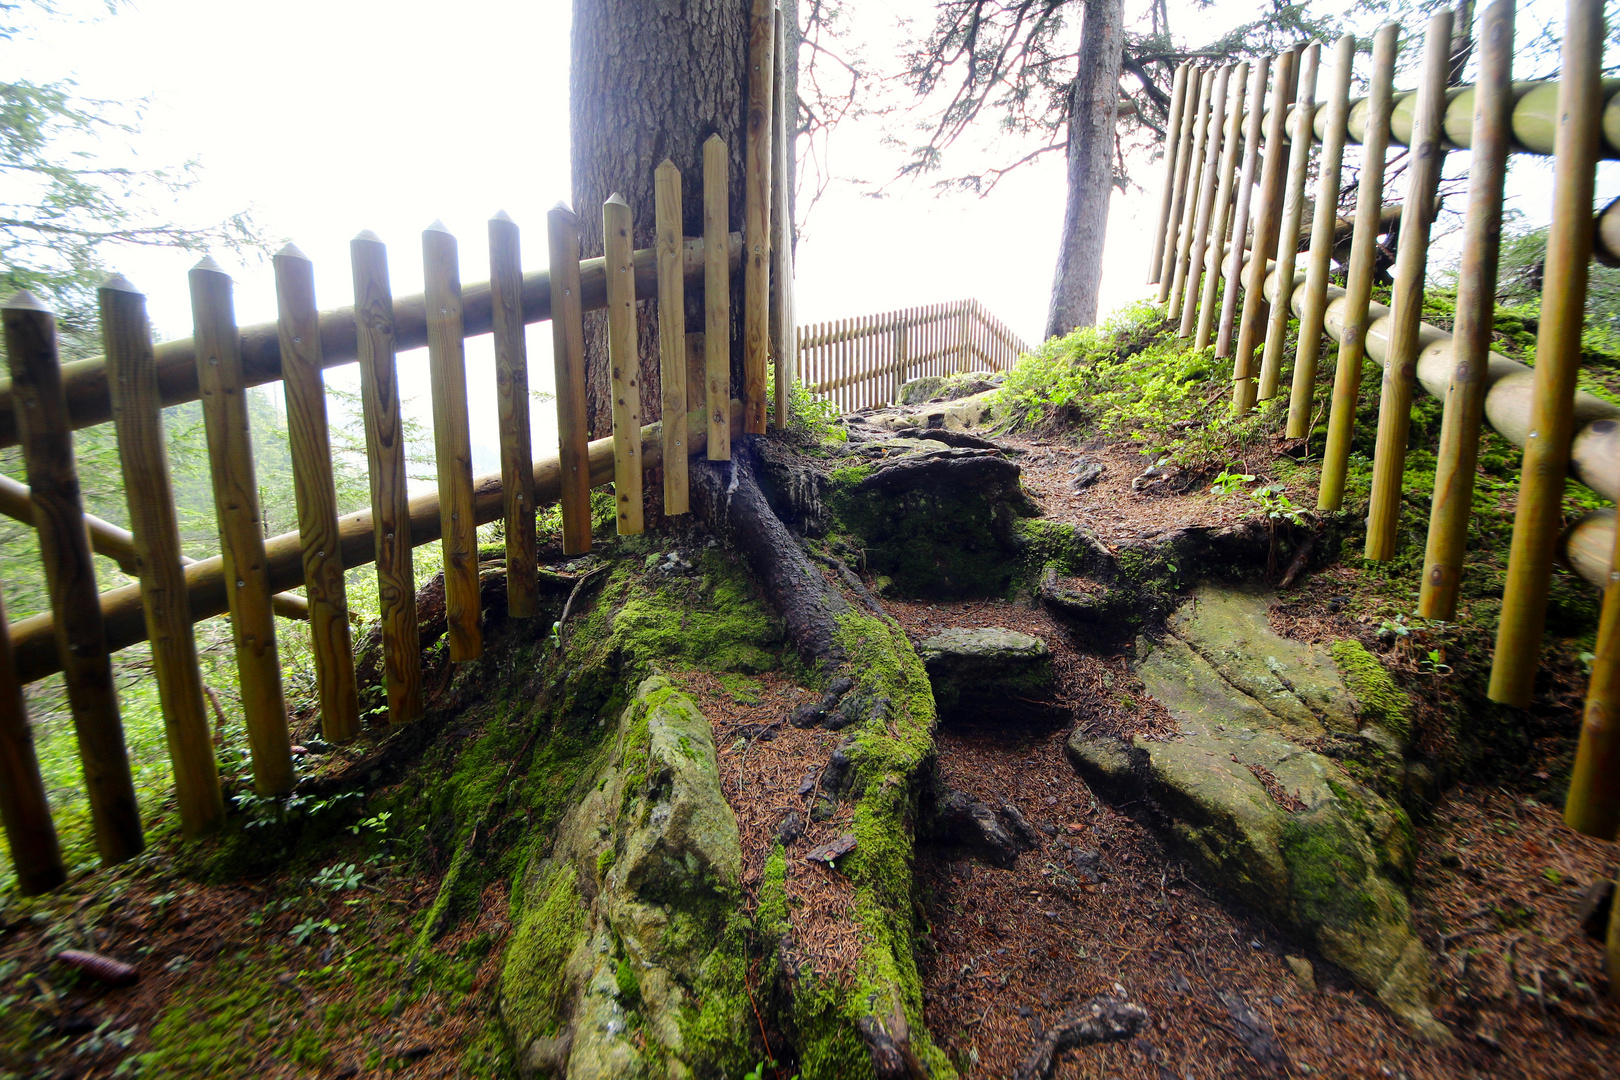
[655,165,690,514]
[5,292,143,862]
[1169,68,1213,321]
[771,4,795,428]
[1197,62,1248,350]
[1421,2,1515,618]
[1150,64,1191,283]
[1257,44,1321,401]
[350,232,422,725]
[1232,49,1297,412]
[1366,12,1455,561]
[743,0,775,434]
[1218,58,1271,358]
[1181,65,1232,338]
[102,275,225,832]
[1491,0,1606,706]
[190,259,293,795]
[423,223,482,662]
[547,205,593,555]
[1317,24,1400,511]
[273,247,361,744]
[1158,67,1202,301]
[0,580,64,893]
[488,212,536,618]
[703,135,732,461]
[1286,35,1357,437]
[605,191,644,535]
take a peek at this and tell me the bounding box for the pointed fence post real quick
[488,211,537,618]
[1158,67,1202,301]
[102,274,226,832]
[1491,0,1606,706]
[1232,48,1298,412]
[1317,24,1400,511]
[1150,64,1191,283]
[1257,43,1321,402]
[1217,58,1270,358]
[655,164,690,514]
[548,204,593,555]
[604,191,645,535]
[704,136,732,461]
[0,579,66,893]
[1169,67,1213,320]
[1286,35,1357,437]
[1180,64,1231,339]
[1196,61,1247,350]
[350,232,422,725]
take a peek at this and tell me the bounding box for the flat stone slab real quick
[919,626,1055,722]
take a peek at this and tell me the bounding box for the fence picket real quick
[1233,49,1298,411]
[655,165,690,515]
[1158,67,1202,301]
[1150,65,1191,283]
[351,231,423,725]
[489,211,537,618]
[1197,61,1247,349]
[1257,44,1321,402]
[0,581,63,894]
[1218,58,1270,358]
[547,205,593,555]
[744,0,774,434]
[1169,67,1212,319]
[606,192,645,535]
[704,135,732,462]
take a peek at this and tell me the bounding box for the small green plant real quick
[290,918,341,947]
[312,863,363,893]
[1209,469,1255,496]
[348,810,392,836]
[1419,648,1453,676]
[1249,484,1307,527]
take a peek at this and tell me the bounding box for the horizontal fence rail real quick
[1147,0,1620,875]
[0,0,797,895]
[798,299,1030,412]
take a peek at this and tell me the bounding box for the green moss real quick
[596,847,616,876]
[758,844,789,940]
[615,955,643,1008]
[500,863,587,1046]
[1331,639,1411,742]
[1279,817,1378,929]
[136,954,294,1077]
[604,551,784,672]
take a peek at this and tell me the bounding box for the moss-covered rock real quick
[917,626,1055,721]
[1331,639,1412,746]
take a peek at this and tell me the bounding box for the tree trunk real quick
[572,0,786,439]
[1044,0,1125,340]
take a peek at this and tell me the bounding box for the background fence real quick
[798,298,1030,412]
[1149,0,1620,852]
[0,0,795,895]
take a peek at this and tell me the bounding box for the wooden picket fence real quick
[798,299,1030,412]
[0,0,795,894]
[1152,0,1619,846]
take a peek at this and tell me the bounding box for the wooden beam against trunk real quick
[0,235,745,450]
[102,275,224,836]
[743,0,775,435]
[7,401,748,687]
[3,291,144,864]
[1491,0,1606,707]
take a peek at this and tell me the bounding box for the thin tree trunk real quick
[571,0,753,438]
[1045,0,1125,340]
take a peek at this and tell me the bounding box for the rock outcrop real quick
[917,627,1056,723]
[1067,584,1448,1041]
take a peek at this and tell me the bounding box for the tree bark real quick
[1044,0,1125,340]
[572,0,796,438]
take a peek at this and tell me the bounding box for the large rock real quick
[501,676,747,1078]
[1066,584,1447,1041]
[919,626,1056,722]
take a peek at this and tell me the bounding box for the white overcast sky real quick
[5,0,1609,474]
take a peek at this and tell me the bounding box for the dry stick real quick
[1150,64,1192,283]
[655,165,690,515]
[547,205,593,556]
[1196,62,1249,350]
[604,192,645,535]
[1492,0,1606,707]
[1217,58,1270,358]
[1257,44,1321,402]
[704,136,732,461]
[1366,11,1456,561]
[771,5,795,428]
[1317,23,1400,511]
[273,249,361,744]
[350,231,422,726]
[1421,3,1513,619]
[1158,66,1201,301]
[423,223,483,662]
[743,0,775,434]
[1168,68,1213,321]
[0,581,64,894]
[1232,49,1297,412]
[1182,65,1232,338]
[488,211,537,619]
[1286,35,1357,437]
[102,276,225,834]
[190,259,293,796]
